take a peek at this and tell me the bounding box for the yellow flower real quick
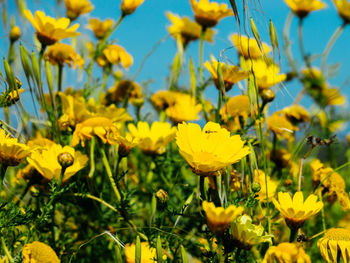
[202,201,244,234]
[220,95,251,120]
[121,0,144,15]
[231,34,271,59]
[204,57,249,91]
[282,104,310,123]
[64,0,93,20]
[242,59,286,90]
[176,122,250,176]
[98,44,133,69]
[102,80,143,106]
[334,0,350,23]
[267,112,297,141]
[88,18,114,39]
[0,257,8,263]
[263,242,311,263]
[44,43,84,69]
[27,143,88,183]
[317,110,344,133]
[165,95,202,124]
[0,129,31,166]
[115,133,139,157]
[254,170,278,202]
[9,26,21,42]
[272,191,323,228]
[231,215,273,250]
[322,86,345,106]
[24,10,80,46]
[124,242,156,263]
[284,0,326,18]
[166,12,215,46]
[128,121,176,155]
[0,88,25,107]
[71,117,120,147]
[23,241,60,263]
[190,0,233,28]
[318,228,350,263]
[150,90,183,111]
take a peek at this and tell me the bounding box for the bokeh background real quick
[3,0,350,133]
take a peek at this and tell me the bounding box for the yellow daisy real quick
[150,90,184,111]
[24,10,80,46]
[97,44,133,69]
[284,0,327,18]
[267,112,297,141]
[318,228,350,263]
[22,241,60,263]
[44,43,84,69]
[231,34,271,59]
[121,0,144,15]
[202,201,244,234]
[102,80,143,106]
[115,133,139,157]
[88,18,114,39]
[124,242,157,263]
[165,95,202,124]
[272,191,323,228]
[263,242,311,263]
[334,0,350,23]
[64,0,93,20]
[176,122,250,176]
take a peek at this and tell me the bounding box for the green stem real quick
[100,147,121,202]
[57,65,63,92]
[198,30,205,87]
[298,18,311,69]
[98,69,109,102]
[321,23,346,75]
[283,12,298,73]
[199,176,207,201]
[289,227,298,242]
[88,138,96,178]
[1,236,14,263]
[72,193,117,212]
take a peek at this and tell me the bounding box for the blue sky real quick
[4,0,350,128]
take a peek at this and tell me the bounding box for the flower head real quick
[231,215,273,250]
[318,228,350,263]
[267,112,297,141]
[71,117,120,147]
[24,10,80,46]
[190,0,233,28]
[121,0,144,16]
[124,242,156,263]
[102,80,143,106]
[115,133,139,157]
[231,34,271,59]
[284,0,326,18]
[23,241,60,263]
[272,191,323,228]
[282,104,310,124]
[165,95,202,124]
[64,0,93,20]
[334,0,350,23]
[10,26,21,42]
[203,201,244,234]
[98,44,133,69]
[176,122,250,176]
[128,121,176,155]
[166,12,215,46]
[263,242,311,263]
[89,18,114,39]
[0,129,31,166]
[150,90,183,111]
[204,57,249,91]
[254,170,278,202]
[44,43,84,68]
[27,143,88,183]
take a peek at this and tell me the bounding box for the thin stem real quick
[88,138,96,178]
[198,30,205,88]
[72,193,117,212]
[298,157,304,192]
[318,192,327,232]
[298,18,311,69]
[100,147,121,202]
[57,65,63,92]
[199,176,207,201]
[321,23,346,75]
[1,236,14,263]
[289,227,298,242]
[283,12,298,73]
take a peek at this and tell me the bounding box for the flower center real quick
[325,228,350,241]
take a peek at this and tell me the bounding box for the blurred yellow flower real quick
[121,0,144,15]
[27,143,88,183]
[24,10,80,46]
[176,122,249,176]
[282,104,310,124]
[190,0,233,28]
[165,95,202,124]
[128,121,176,155]
[284,0,326,18]
[267,112,297,141]
[0,129,31,166]
[1,88,25,107]
[202,201,244,234]
[98,44,133,69]
[124,242,157,263]
[0,257,8,263]
[9,26,21,42]
[231,34,271,59]
[102,80,143,106]
[263,242,311,263]
[322,86,345,106]
[23,241,60,263]
[204,57,249,91]
[242,59,286,90]
[71,117,120,147]
[254,170,278,202]
[150,90,183,111]
[272,191,323,228]
[88,18,114,39]
[334,0,350,23]
[166,12,215,46]
[115,133,139,157]
[318,228,350,263]
[64,0,93,20]
[44,43,84,69]
[317,110,344,133]
[231,215,273,249]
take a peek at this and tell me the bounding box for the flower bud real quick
[10,26,21,42]
[251,182,261,193]
[57,152,74,169]
[155,189,168,203]
[260,89,275,103]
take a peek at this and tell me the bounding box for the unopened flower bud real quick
[9,26,21,42]
[260,89,275,103]
[57,152,74,169]
[251,182,261,193]
[155,189,168,203]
